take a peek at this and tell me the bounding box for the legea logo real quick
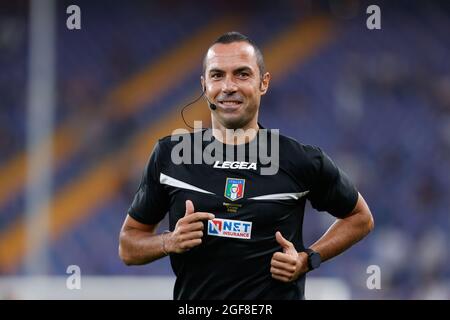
[170,122,279,176]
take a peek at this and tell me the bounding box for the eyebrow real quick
[234,67,253,74]
[208,66,254,74]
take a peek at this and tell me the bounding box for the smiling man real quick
[201,38,269,133]
[119,32,374,299]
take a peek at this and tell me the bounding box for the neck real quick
[211,116,259,145]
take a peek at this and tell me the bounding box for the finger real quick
[184,200,195,216]
[183,211,215,223]
[183,221,204,232]
[271,273,290,282]
[180,231,203,241]
[270,266,293,279]
[181,238,202,250]
[272,252,297,265]
[275,231,292,249]
[271,260,297,274]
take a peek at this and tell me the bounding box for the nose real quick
[222,75,238,94]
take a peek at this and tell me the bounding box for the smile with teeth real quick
[219,100,242,110]
[219,101,242,106]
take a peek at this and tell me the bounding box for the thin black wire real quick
[181,90,206,130]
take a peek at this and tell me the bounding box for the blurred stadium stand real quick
[0,0,449,299]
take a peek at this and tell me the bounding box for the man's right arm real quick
[119,200,215,265]
[119,215,167,265]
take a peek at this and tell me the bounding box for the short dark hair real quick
[203,31,265,78]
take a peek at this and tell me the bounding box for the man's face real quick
[202,41,270,129]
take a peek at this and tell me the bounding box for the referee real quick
[119,32,374,299]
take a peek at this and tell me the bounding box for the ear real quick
[259,72,271,95]
[201,76,205,92]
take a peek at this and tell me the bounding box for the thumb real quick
[184,200,195,216]
[275,231,292,250]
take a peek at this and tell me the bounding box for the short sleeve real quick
[307,147,358,218]
[127,141,170,224]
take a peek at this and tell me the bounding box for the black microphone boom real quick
[180,89,216,129]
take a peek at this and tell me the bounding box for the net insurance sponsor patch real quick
[207,218,252,239]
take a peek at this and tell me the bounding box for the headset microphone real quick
[206,97,217,110]
[202,85,217,110]
[180,88,217,129]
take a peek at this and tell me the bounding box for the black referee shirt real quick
[127,128,358,300]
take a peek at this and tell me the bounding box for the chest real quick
[162,162,308,228]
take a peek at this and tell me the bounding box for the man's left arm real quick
[309,192,374,263]
[271,192,374,282]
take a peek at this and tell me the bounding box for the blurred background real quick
[0,0,449,299]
